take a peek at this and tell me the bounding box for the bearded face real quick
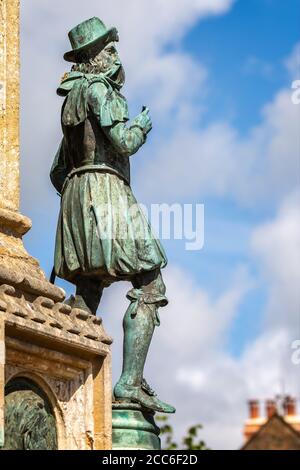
[92,42,119,71]
[72,42,125,87]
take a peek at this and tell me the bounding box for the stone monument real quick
[0,1,112,450]
[0,6,175,450]
[50,17,175,450]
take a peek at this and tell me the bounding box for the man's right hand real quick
[132,108,152,135]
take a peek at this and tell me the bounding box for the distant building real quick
[242,396,300,450]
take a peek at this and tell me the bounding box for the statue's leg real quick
[71,277,104,315]
[114,269,175,413]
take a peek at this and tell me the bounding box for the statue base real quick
[0,281,113,450]
[112,401,161,450]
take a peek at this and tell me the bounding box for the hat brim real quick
[64,27,118,63]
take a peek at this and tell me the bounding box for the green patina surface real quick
[112,404,160,450]
[50,16,175,416]
[0,428,4,449]
[2,378,57,450]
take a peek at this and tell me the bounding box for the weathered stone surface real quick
[1,284,112,354]
[0,266,65,303]
[0,208,31,236]
[2,286,112,450]
[0,0,20,212]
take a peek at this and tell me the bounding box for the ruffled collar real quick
[57,62,123,97]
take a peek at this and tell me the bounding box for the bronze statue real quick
[50,17,175,414]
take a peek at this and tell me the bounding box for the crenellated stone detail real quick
[1,280,113,450]
[0,283,112,352]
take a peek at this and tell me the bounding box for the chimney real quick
[283,397,300,432]
[265,399,277,419]
[244,400,264,442]
[284,397,296,416]
[248,399,260,419]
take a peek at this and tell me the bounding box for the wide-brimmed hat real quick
[64,17,118,63]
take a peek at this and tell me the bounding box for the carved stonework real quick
[1,283,112,449]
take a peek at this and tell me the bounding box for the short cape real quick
[57,70,129,127]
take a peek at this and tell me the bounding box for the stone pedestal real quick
[112,402,161,450]
[0,284,113,450]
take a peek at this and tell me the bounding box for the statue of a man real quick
[50,17,175,414]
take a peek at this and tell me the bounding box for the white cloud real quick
[101,258,299,450]
[175,327,296,450]
[20,3,298,212]
[101,263,251,377]
[21,0,232,110]
[251,190,300,329]
[166,193,300,449]
[21,0,234,48]
[20,0,234,211]
[153,264,251,357]
[22,5,300,237]
[139,85,300,208]
[100,263,252,449]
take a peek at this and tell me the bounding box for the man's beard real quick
[72,60,125,88]
[110,64,125,87]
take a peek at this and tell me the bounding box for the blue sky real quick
[21,0,300,449]
[162,0,299,353]
[183,0,300,131]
